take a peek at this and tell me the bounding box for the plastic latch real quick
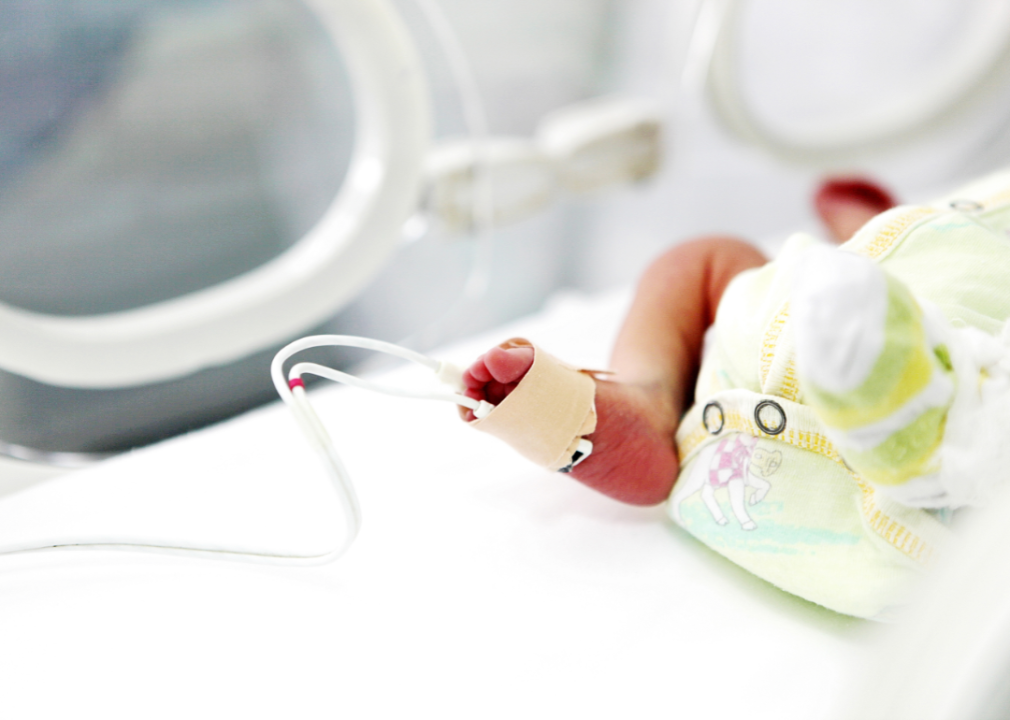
[473,400,495,419]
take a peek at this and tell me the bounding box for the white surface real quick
[0,290,872,719]
[846,480,1010,719]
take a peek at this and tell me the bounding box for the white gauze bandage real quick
[467,338,599,471]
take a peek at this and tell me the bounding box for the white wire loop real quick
[269,334,493,561]
[0,336,488,566]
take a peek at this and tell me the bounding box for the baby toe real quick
[484,346,534,384]
[466,357,493,384]
[485,379,515,405]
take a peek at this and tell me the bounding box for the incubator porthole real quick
[0,0,429,456]
[702,0,1010,164]
[0,0,354,316]
[703,401,725,435]
[754,400,785,436]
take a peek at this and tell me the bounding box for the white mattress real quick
[0,289,876,719]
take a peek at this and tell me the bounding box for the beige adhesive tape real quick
[468,338,598,471]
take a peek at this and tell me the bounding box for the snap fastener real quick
[702,401,725,435]
[754,399,786,435]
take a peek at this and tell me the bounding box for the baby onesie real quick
[669,170,1010,618]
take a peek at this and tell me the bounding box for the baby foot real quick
[792,248,888,394]
[792,249,954,490]
[740,520,757,531]
[463,345,681,506]
[814,178,896,244]
[461,346,535,421]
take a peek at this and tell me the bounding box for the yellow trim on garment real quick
[758,302,802,402]
[844,206,938,260]
[855,475,934,565]
[759,303,790,388]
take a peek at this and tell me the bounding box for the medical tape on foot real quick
[468,338,599,471]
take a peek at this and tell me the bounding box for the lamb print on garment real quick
[670,433,780,530]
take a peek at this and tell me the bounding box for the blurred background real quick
[3,0,1010,458]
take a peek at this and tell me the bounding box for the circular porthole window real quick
[701,0,1010,165]
[0,0,429,456]
[0,1,351,318]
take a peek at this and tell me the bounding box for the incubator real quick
[3,0,1010,717]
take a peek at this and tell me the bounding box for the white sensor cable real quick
[0,336,488,566]
[269,334,494,559]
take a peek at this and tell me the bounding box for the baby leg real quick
[793,250,955,504]
[463,237,767,506]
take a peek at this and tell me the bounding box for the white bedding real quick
[0,289,874,719]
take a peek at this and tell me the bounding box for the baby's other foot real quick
[463,343,680,506]
[815,178,896,244]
